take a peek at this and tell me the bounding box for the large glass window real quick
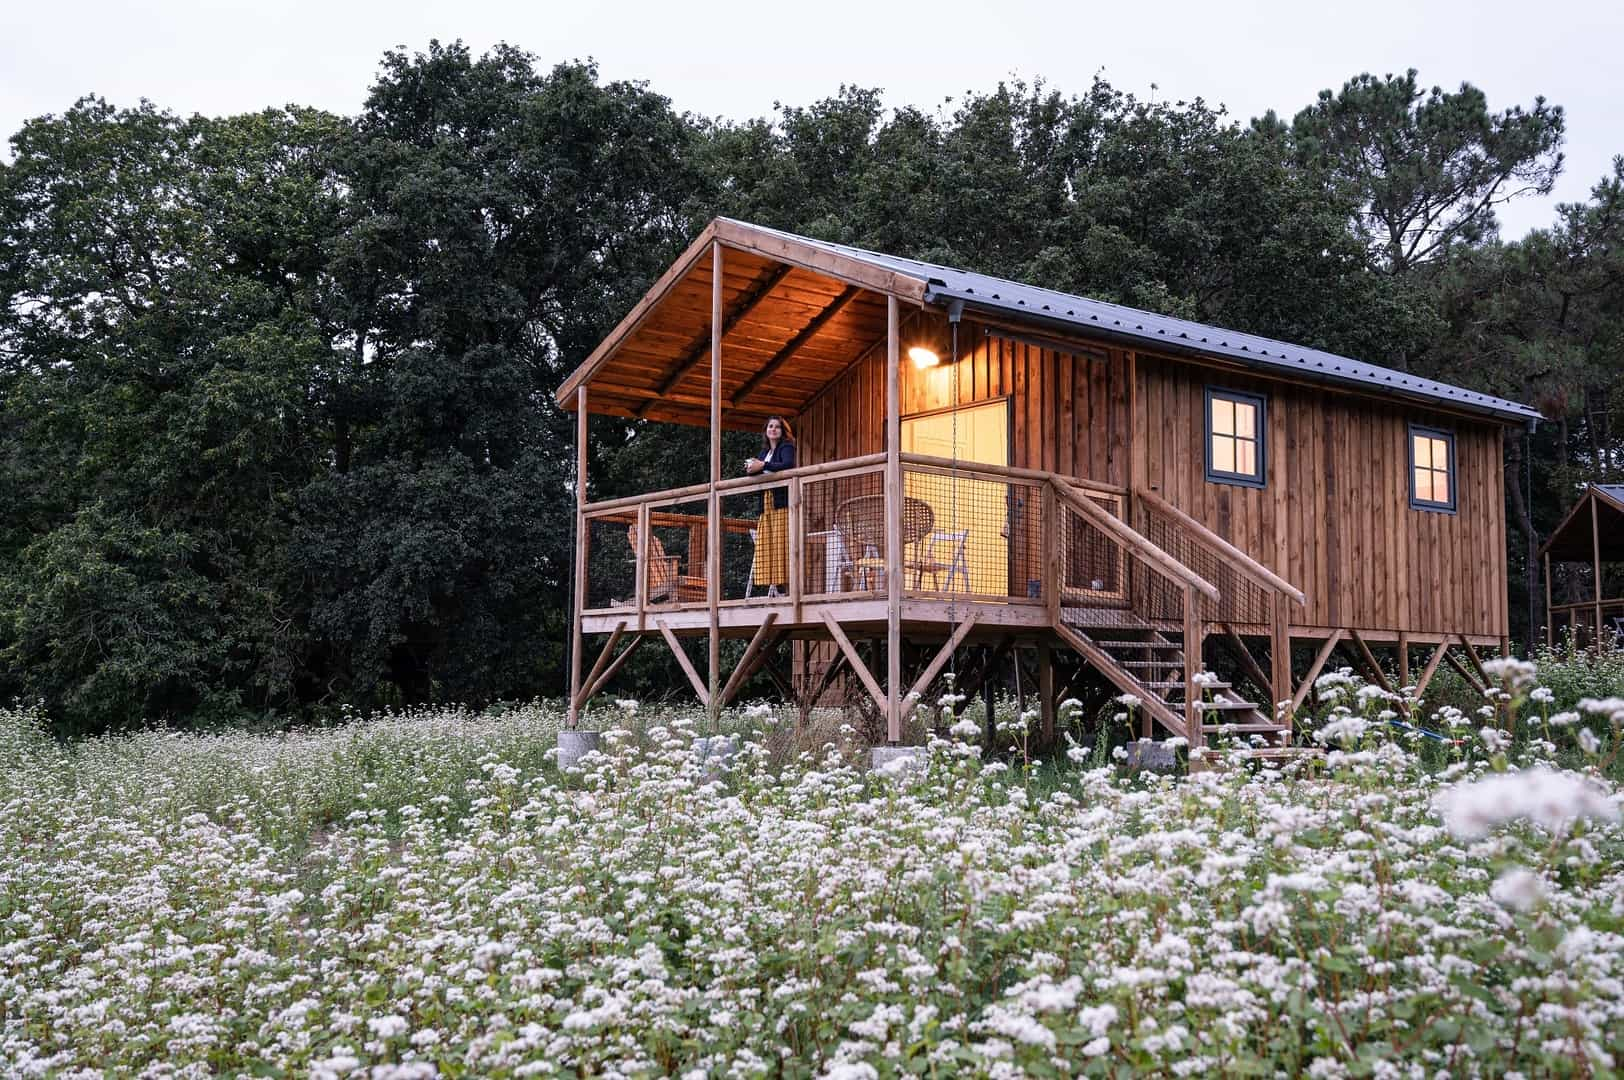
[1205,388,1266,488]
[1409,425,1456,512]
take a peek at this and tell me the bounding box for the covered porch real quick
[1543,483,1624,650]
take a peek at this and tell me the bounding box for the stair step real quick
[1198,700,1264,712]
[1145,679,1231,691]
[1094,638,1184,651]
[1199,722,1287,731]
[1119,660,1185,669]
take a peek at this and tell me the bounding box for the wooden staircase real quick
[1052,613,1291,747]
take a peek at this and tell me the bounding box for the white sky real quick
[3,0,1619,240]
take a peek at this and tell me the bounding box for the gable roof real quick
[1541,483,1624,562]
[732,221,1540,425]
[556,218,1541,427]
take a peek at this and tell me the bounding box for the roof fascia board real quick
[714,219,929,302]
[555,221,719,407]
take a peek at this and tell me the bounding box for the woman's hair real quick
[760,415,795,455]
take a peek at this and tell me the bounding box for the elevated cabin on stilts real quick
[1541,484,1624,650]
[557,219,1540,754]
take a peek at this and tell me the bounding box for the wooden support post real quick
[634,502,651,629]
[718,614,780,710]
[1270,592,1291,722]
[580,634,645,708]
[885,294,902,742]
[1544,552,1552,649]
[1397,631,1410,687]
[1184,585,1201,744]
[788,477,803,622]
[1348,630,1394,694]
[1044,482,1062,625]
[1413,640,1450,699]
[707,241,723,722]
[1443,650,1487,696]
[905,612,981,708]
[1039,644,1054,745]
[1288,629,1345,716]
[821,610,889,716]
[1220,621,1274,700]
[576,621,627,709]
[1458,635,1489,686]
[1592,497,1603,650]
[568,386,588,730]
[658,620,710,706]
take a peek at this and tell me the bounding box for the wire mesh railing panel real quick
[800,468,887,597]
[899,466,1046,600]
[1054,494,1178,633]
[584,515,637,611]
[1134,502,1272,625]
[633,497,711,609]
[719,483,791,603]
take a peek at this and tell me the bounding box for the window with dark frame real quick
[1205,388,1266,488]
[1409,425,1456,512]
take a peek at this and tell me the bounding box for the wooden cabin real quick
[1542,484,1624,649]
[556,219,1539,748]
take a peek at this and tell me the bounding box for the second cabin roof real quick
[556,218,1541,428]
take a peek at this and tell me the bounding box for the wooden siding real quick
[797,311,1509,639]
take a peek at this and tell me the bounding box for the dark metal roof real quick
[1541,483,1624,561]
[1598,485,1624,509]
[732,221,1542,425]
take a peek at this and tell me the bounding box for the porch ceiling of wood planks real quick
[554,219,930,430]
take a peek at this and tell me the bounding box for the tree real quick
[1291,70,1565,277]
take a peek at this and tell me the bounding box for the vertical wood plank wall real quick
[796,310,1509,640]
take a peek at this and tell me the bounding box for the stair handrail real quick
[1130,487,1306,607]
[1049,481,1220,604]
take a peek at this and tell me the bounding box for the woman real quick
[744,416,796,596]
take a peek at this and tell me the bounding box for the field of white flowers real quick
[4,652,1624,1078]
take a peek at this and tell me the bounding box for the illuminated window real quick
[1409,425,1456,512]
[1205,388,1266,488]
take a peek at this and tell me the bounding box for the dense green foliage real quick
[1,44,1619,734]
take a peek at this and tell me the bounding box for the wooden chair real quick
[627,525,706,604]
[912,528,971,591]
[832,494,934,591]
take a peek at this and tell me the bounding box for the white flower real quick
[1490,868,1547,912]
[1577,728,1601,755]
[1116,693,1142,708]
[949,717,981,741]
[1482,656,1537,691]
[367,1014,409,1039]
[1479,726,1509,752]
[1434,767,1619,839]
[1579,697,1624,724]
[615,698,640,713]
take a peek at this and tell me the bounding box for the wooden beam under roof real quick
[638,263,793,415]
[731,285,861,408]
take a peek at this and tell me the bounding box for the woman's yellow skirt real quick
[753,493,789,587]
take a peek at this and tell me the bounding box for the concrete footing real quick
[1126,738,1179,774]
[871,745,927,775]
[557,730,602,771]
[693,735,739,774]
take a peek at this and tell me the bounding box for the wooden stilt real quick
[579,634,645,709]
[568,386,589,730]
[1038,644,1054,745]
[885,295,902,742]
[1397,631,1410,687]
[707,242,723,722]
[658,620,710,706]
[1219,622,1273,699]
[822,610,889,716]
[1288,629,1345,716]
[905,612,981,709]
[717,614,780,709]
[575,622,626,708]
[1413,640,1450,699]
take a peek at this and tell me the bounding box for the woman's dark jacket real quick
[757,442,796,508]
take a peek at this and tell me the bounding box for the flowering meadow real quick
[4,653,1624,1077]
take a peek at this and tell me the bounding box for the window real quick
[1205,388,1266,488]
[1409,425,1456,512]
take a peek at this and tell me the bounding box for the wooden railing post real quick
[1184,583,1202,747]
[707,241,722,722]
[1044,481,1061,625]
[789,477,804,622]
[884,295,902,743]
[634,501,651,631]
[1271,590,1291,740]
[568,385,589,730]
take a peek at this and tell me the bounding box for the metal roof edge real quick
[929,287,1541,426]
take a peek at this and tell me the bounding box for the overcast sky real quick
[3,0,1619,240]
